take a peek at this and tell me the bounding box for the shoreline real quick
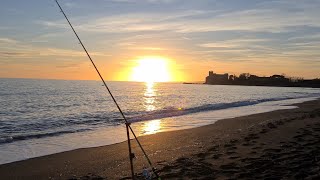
[0,99,320,179]
[0,96,316,165]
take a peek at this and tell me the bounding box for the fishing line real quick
[54,0,160,179]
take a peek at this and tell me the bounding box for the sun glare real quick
[131,56,171,82]
[142,119,162,135]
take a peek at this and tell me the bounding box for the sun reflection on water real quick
[144,82,156,111]
[142,119,162,135]
[140,82,163,135]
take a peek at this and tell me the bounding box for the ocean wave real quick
[0,129,90,144]
[128,97,300,122]
[1,95,318,145]
[1,113,122,134]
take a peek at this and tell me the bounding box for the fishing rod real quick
[54,0,161,179]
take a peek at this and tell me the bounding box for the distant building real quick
[248,75,270,81]
[205,71,229,84]
[270,74,288,80]
[203,70,319,88]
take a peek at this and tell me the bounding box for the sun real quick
[131,56,171,82]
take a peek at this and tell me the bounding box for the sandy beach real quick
[0,99,320,179]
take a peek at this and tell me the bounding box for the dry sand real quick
[0,100,320,179]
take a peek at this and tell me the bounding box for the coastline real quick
[0,99,320,179]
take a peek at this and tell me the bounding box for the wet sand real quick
[0,99,320,179]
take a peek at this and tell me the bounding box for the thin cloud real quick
[0,38,18,44]
[39,2,320,34]
[198,38,271,50]
[0,38,110,59]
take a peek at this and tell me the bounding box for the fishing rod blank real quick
[54,0,161,179]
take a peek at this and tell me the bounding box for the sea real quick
[0,78,320,164]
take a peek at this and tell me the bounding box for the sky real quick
[0,0,320,82]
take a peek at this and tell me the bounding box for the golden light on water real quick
[142,119,162,135]
[139,82,163,135]
[131,56,171,83]
[144,82,156,111]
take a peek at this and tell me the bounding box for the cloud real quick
[64,2,77,8]
[287,33,320,41]
[129,47,167,51]
[1,47,109,58]
[40,1,320,34]
[36,20,68,29]
[0,37,109,59]
[0,52,28,57]
[0,38,18,44]
[30,33,64,43]
[38,10,211,33]
[198,38,271,53]
[32,0,320,66]
[2,0,320,79]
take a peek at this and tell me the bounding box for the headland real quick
[204,70,320,88]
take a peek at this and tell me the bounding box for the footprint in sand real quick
[260,128,268,134]
[275,120,284,125]
[267,122,277,129]
[251,146,261,150]
[229,156,240,159]
[211,153,222,159]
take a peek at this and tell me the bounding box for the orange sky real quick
[3,54,318,82]
[1,1,320,81]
